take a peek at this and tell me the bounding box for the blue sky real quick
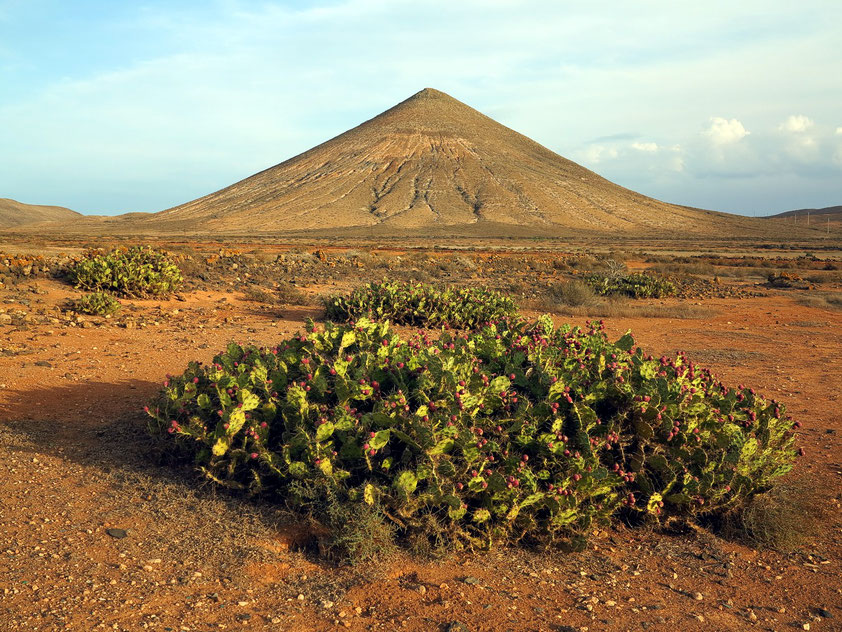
[1,0,840,216]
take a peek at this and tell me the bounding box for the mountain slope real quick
[0,198,81,229]
[152,88,759,236]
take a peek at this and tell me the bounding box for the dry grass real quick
[526,292,714,319]
[796,292,842,311]
[716,478,827,551]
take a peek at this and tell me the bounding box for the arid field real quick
[1,237,840,632]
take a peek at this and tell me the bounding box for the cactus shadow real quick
[0,378,165,473]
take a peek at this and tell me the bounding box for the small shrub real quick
[277,283,309,306]
[71,291,121,316]
[68,246,183,298]
[717,479,823,550]
[585,272,676,299]
[796,292,842,311]
[242,286,277,304]
[148,317,799,552]
[323,281,518,330]
[547,280,595,307]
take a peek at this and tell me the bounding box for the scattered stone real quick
[445,623,470,632]
[105,528,128,539]
[463,576,481,585]
[693,592,704,601]
[817,608,833,618]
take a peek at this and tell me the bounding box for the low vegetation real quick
[71,291,121,316]
[149,316,798,558]
[68,246,183,297]
[585,271,676,298]
[324,280,518,330]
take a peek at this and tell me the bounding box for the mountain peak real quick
[154,89,752,236]
[412,87,451,99]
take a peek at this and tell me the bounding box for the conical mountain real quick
[153,88,758,235]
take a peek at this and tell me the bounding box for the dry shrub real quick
[797,292,842,311]
[287,479,397,564]
[541,297,713,320]
[717,478,825,550]
[242,285,277,304]
[277,283,309,305]
[547,280,595,307]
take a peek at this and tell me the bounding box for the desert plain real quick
[0,234,840,632]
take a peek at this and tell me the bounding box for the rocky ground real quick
[0,249,840,631]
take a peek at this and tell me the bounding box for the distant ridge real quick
[0,198,81,229]
[765,205,842,219]
[146,88,768,236]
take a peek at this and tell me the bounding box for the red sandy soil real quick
[1,279,840,631]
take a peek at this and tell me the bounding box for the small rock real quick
[106,528,128,539]
[446,623,470,632]
[463,576,481,585]
[817,608,833,618]
[802,623,811,631]
[321,600,334,609]
[34,360,52,367]
[693,592,704,601]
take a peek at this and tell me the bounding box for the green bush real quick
[72,291,121,316]
[148,317,798,551]
[585,272,676,298]
[323,281,518,330]
[68,246,183,298]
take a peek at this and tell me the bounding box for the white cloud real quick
[836,127,842,135]
[704,117,749,144]
[581,145,619,164]
[779,114,814,133]
[631,141,658,152]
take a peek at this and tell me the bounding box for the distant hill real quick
[143,88,771,237]
[0,198,81,228]
[765,205,842,220]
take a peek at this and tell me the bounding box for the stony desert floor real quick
[0,247,840,632]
